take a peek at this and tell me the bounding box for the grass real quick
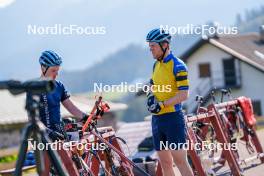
[0,154,18,171]
[0,155,17,163]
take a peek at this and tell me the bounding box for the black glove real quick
[147,91,155,107]
[80,113,89,123]
[147,91,165,114]
[148,101,165,114]
[48,130,65,141]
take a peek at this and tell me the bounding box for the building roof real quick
[116,120,152,157]
[180,33,264,72]
[0,90,27,125]
[0,91,127,125]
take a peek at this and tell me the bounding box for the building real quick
[181,26,264,114]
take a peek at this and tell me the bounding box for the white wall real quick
[186,43,230,92]
[228,62,264,115]
[184,43,231,112]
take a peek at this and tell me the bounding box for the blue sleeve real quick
[57,81,70,102]
[172,58,189,90]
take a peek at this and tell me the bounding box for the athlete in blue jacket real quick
[36,50,87,141]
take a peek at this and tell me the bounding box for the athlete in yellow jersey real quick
[146,28,193,176]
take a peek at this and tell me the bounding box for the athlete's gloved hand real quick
[80,113,89,123]
[148,101,165,114]
[147,91,165,114]
[48,130,65,141]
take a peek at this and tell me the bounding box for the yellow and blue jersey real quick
[151,52,189,115]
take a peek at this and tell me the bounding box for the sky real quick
[0,0,263,79]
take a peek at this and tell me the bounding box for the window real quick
[252,100,262,116]
[199,63,211,78]
[223,58,238,87]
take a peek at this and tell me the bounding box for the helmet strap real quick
[158,43,168,61]
[42,65,49,76]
